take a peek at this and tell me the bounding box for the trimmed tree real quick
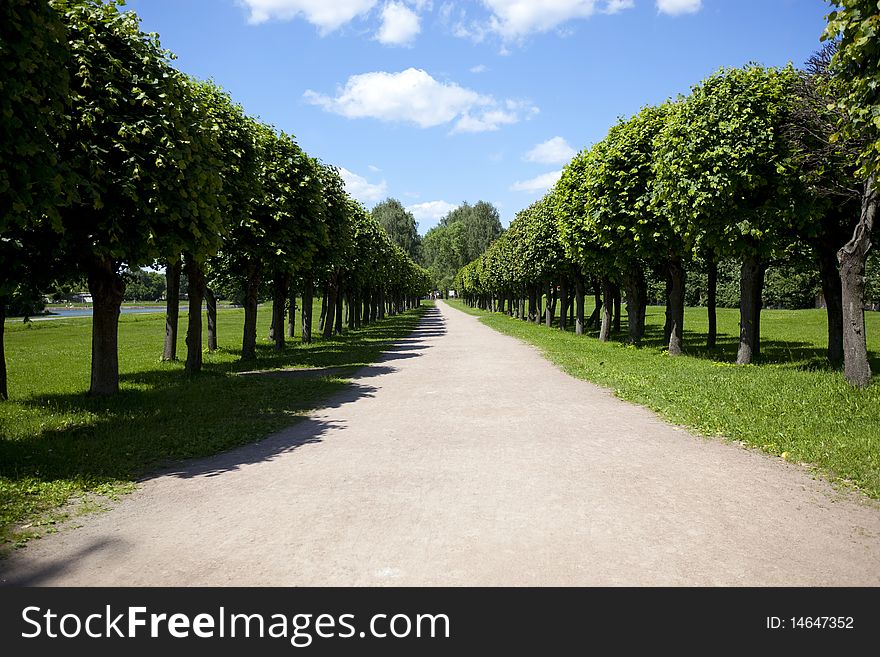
[824,1,880,386]
[654,65,804,364]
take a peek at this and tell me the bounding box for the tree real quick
[556,147,620,341]
[654,65,804,364]
[559,105,673,347]
[372,198,421,261]
[0,0,70,400]
[824,0,880,386]
[784,44,863,366]
[50,0,226,394]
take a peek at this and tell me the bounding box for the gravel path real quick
[2,301,879,586]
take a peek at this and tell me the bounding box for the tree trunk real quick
[528,285,538,323]
[348,293,355,330]
[559,278,568,331]
[839,178,876,387]
[0,299,7,401]
[623,264,646,346]
[816,235,843,366]
[612,283,621,334]
[87,258,125,396]
[587,283,601,329]
[205,286,217,352]
[599,277,613,342]
[543,280,552,328]
[667,257,685,357]
[575,276,585,336]
[184,255,204,374]
[319,286,328,333]
[162,258,181,361]
[323,280,337,339]
[272,274,289,352]
[663,268,672,346]
[301,278,313,344]
[362,289,371,326]
[706,255,717,350]
[736,256,767,365]
[335,284,344,335]
[287,289,296,339]
[241,263,260,361]
[378,288,385,320]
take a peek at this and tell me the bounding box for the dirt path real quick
[2,301,879,586]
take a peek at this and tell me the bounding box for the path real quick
[2,301,879,585]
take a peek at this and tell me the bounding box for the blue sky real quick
[126,0,831,234]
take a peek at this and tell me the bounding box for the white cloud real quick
[240,0,377,32]
[478,0,632,40]
[339,167,387,203]
[375,2,421,45]
[368,164,382,172]
[305,68,538,133]
[470,64,489,74]
[605,0,634,13]
[656,0,702,15]
[510,170,563,193]
[523,136,576,165]
[407,200,458,229]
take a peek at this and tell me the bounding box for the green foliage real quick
[422,201,503,290]
[0,0,69,233]
[372,198,421,261]
[824,0,880,178]
[561,104,673,274]
[122,268,166,302]
[653,65,805,261]
[0,0,70,296]
[51,0,225,271]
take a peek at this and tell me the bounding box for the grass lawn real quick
[447,299,880,499]
[0,300,427,548]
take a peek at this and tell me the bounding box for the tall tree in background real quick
[422,201,503,291]
[824,0,880,387]
[372,198,421,261]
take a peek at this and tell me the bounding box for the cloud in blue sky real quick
[510,170,563,193]
[304,68,538,133]
[339,167,388,203]
[240,0,377,32]
[656,0,702,16]
[375,2,421,46]
[524,137,576,165]
[407,200,459,230]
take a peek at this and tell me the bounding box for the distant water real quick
[27,306,186,321]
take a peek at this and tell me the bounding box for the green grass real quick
[447,298,880,499]
[0,300,428,548]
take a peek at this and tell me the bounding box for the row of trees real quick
[0,0,429,400]
[455,12,879,387]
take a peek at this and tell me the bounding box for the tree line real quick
[456,3,880,388]
[0,0,430,400]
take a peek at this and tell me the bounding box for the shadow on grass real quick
[0,305,434,538]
